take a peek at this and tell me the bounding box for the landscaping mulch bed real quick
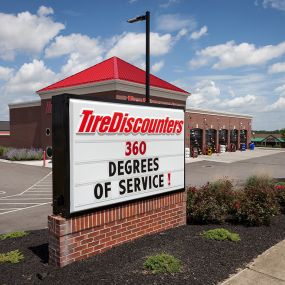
[1,215,285,285]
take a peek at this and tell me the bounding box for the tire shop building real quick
[0,56,252,156]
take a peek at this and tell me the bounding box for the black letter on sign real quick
[109,161,116,177]
[94,182,112,199]
[94,183,104,199]
[105,182,111,198]
[119,180,126,195]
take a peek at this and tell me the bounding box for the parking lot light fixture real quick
[127,11,150,104]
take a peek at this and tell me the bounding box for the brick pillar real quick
[48,191,186,267]
[227,130,230,151]
[237,130,241,150]
[216,130,219,153]
[202,129,206,154]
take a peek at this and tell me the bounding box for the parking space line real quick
[0,172,52,215]
[0,202,51,215]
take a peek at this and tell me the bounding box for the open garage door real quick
[219,129,228,145]
[190,128,203,155]
[206,129,217,153]
[219,129,228,152]
[230,129,238,151]
[240,129,247,145]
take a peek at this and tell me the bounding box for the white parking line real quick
[0,202,51,215]
[0,172,52,215]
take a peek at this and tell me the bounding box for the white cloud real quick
[4,59,57,95]
[156,14,196,32]
[268,61,285,73]
[266,96,285,110]
[187,80,221,107]
[45,33,104,76]
[189,40,285,69]
[151,60,165,73]
[190,26,208,40]
[106,32,172,65]
[263,0,285,11]
[220,94,257,108]
[160,0,180,8]
[45,33,103,58]
[0,7,64,60]
[0,66,14,81]
[274,83,285,95]
[37,6,54,17]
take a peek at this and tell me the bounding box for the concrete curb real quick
[0,158,52,168]
[220,240,285,285]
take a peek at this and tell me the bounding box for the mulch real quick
[1,215,285,285]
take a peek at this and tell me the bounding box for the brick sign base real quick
[48,191,186,267]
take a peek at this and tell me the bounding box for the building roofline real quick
[186,107,252,119]
[9,100,41,109]
[37,79,190,101]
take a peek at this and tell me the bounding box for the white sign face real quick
[69,98,185,214]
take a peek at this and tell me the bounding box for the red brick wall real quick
[9,106,42,148]
[186,112,252,151]
[0,135,10,147]
[48,191,186,267]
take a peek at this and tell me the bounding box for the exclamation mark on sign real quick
[168,173,171,186]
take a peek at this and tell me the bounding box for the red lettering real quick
[98,116,111,133]
[133,118,143,134]
[77,110,184,135]
[91,115,103,132]
[109,112,123,133]
[78,110,93,133]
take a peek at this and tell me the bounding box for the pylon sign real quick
[52,94,185,217]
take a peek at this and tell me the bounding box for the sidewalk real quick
[221,240,285,285]
[0,158,52,168]
[185,148,284,164]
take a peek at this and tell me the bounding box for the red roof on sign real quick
[37,57,189,94]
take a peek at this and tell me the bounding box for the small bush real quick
[187,179,233,224]
[0,231,28,241]
[245,175,275,189]
[144,253,182,274]
[0,250,24,264]
[3,148,43,161]
[232,175,279,226]
[201,228,240,242]
[274,182,285,213]
[0,145,10,157]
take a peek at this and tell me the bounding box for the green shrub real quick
[0,250,24,264]
[245,175,275,189]
[0,145,10,158]
[233,175,279,226]
[274,182,285,213]
[3,148,43,161]
[187,179,234,224]
[144,253,182,274]
[0,231,28,241]
[201,228,240,242]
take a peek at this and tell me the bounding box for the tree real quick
[280,129,285,139]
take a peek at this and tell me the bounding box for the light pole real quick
[127,11,150,104]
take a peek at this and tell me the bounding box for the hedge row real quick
[0,146,43,161]
[187,175,285,226]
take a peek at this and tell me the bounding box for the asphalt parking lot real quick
[0,149,284,234]
[186,149,285,186]
[0,163,51,233]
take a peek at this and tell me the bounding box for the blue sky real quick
[0,0,285,130]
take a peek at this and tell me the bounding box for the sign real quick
[52,95,185,216]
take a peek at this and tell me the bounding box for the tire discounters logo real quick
[77,110,184,134]
[69,99,185,214]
